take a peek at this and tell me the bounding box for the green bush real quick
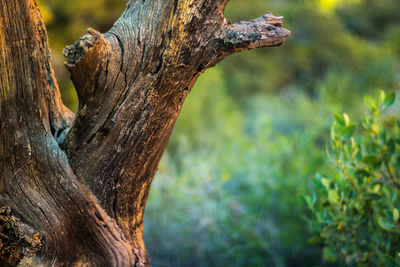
[306,90,400,266]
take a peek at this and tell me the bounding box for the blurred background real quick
[37,0,400,266]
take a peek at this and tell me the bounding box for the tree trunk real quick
[0,0,289,266]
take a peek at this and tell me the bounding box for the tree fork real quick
[0,0,290,265]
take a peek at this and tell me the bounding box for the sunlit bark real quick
[0,0,289,265]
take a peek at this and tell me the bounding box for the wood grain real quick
[0,0,290,265]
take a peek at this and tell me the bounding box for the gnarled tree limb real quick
[1,0,289,265]
[62,1,290,256]
[220,11,290,53]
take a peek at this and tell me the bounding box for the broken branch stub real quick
[219,11,291,57]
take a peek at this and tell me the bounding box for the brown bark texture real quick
[0,0,290,266]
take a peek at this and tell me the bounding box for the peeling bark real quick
[0,0,290,265]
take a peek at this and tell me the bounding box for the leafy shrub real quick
[306,90,400,266]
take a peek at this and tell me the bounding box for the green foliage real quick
[337,0,400,39]
[307,91,400,266]
[222,0,400,105]
[145,71,330,266]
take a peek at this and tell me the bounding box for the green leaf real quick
[387,138,395,155]
[393,208,399,222]
[342,125,356,139]
[343,113,350,126]
[321,178,330,190]
[373,184,381,193]
[328,190,339,204]
[355,149,362,162]
[298,195,313,209]
[378,216,394,231]
[383,92,396,109]
[371,123,380,135]
[330,126,336,141]
[333,113,345,126]
[313,174,324,189]
[382,185,394,199]
[364,94,378,110]
[380,254,397,267]
[362,155,381,165]
[378,90,386,104]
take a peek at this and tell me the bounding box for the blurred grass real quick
[38,0,400,265]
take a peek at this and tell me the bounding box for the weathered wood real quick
[0,0,139,265]
[63,0,290,250]
[0,0,290,265]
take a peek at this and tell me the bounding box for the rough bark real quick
[0,0,290,266]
